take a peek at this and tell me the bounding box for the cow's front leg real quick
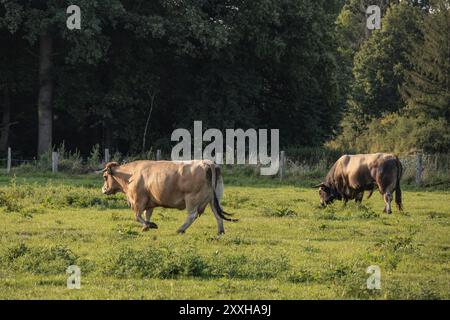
[143,208,158,230]
[134,211,148,231]
[355,192,363,203]
[131,199,152,231]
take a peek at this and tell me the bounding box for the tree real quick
[349,2,423,118]
[402,0,450,121]
[0,0,124,155]
[400,0,450,152]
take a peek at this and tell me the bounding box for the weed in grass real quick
[315,207,339,220]
[385,279,445,300]
[114,225,140,239]
[288,269,316,284]
[354,205,379,219]
[263,207,297,218]
[376,236,415,253]
[303,245,320,254]
[428,211,449,219]
[224,236,255,246]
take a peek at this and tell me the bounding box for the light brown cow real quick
[315,153,403,213]
[100,160,236,234]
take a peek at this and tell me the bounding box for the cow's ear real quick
[105,162,119,175]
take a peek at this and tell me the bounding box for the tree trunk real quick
[0,85,11,152]
[37,33,54,156]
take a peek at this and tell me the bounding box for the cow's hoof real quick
[177,229,186,234]
[142,225,150,232]
[146,222,158,229]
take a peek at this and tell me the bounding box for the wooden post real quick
[156,149,161,161]
[52,151,58,173]
[7,147,11,174]
[415,153,423,186]
[215,152,223,165]
[279,150,286,180]
[104,148,110,163]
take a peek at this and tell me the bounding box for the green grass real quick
[0,173,449,299]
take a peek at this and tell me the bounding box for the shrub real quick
[102,247,290,280]
[1,243,78,275]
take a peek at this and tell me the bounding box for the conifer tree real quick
[401,0,450,121]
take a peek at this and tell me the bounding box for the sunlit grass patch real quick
[0,174,448,299]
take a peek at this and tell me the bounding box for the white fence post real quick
[7,147,11,174]
[416,153,423,186]
[279,150,286,180]
[156,149,161,161]
[104,148,110,163]
[52,151,58,173]
[215,152,223,165]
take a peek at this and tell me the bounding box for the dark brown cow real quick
[100,160,236,234]
[315,153,403,213]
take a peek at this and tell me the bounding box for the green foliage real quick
[87,144,101,170]
[102,246,290,280]
[331,113,450,154]
[1,0,343,157]
[402,0,450,118]
[1,243,78,275]
[332,1,450,154]
[0,178,126,214]
[349,2,422,118]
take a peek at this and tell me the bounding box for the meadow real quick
[0,172,449,299]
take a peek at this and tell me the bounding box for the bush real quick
[1,243,78,275]
[102,247,291,280]
[103,247,210,279]
[0,180,126,213]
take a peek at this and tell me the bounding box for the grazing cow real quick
[100,160,236,234]
[315,153,403,213]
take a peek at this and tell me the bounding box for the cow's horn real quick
[95,168,107,174]
[313,183,324,188]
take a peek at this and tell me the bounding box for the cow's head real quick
[101,162,121,195]
[315,183,338,207]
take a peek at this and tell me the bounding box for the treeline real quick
[330,0,450,154]
[0,0,448,159]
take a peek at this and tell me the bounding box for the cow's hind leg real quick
[383,192,393,214]
[210,200,225,235]
[143,208,158,230]
[177,206,199,234]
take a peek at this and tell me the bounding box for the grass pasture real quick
[0,173,449,299]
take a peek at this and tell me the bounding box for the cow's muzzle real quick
[102,187,112,195]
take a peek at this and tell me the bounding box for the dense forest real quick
[0,0,448,159]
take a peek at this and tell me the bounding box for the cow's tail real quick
[395,156,403,211]
[209,164,238,222]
